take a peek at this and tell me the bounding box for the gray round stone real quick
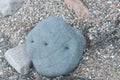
[26,16,86,77]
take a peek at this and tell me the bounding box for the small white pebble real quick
[117,9,120,12]
[84,56,89,60]
[88,34,94,40]
[110,55,115,58]
[89,76,92,79]
[18,40,24,45]
[96,50,101,55]
[0,69,3,75]
[0,38,4,42]
[103,55,107,58]
[107,1,112,4]
[86,68,89,71]
[0,50,2,53]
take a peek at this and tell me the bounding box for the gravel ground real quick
[0,0,120,80]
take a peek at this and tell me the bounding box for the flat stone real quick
[0,0,25,17]
[4,44,31,75]
[26,16,86,77]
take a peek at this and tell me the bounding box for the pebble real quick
[74,77,91,80]
[26,16,86,77]
[0,0,25,17]
[4,44,31,75]
[0,50,2,53]
[64,0,90,19]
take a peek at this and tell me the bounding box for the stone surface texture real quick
[26,16,86,77]
[4,44,31,75]
[0,0,24,17]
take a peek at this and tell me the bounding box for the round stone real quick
[0,0,25,17]
[26,16,86,77]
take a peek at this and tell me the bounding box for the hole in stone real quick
[44,42,48,46]
[65,46,69,50]
[31,40,34,43]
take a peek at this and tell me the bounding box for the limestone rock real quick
[0,0,25,17]
[5,44,31,75]
[26,16,86,77]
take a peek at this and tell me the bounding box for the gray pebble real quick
[5,44,31,75]
[26,16,86,77]
[0,0,25,17]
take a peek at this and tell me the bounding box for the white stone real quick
[0,0,24,17]
[4,44,31,75]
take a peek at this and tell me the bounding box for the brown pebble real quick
[64,0,90,19]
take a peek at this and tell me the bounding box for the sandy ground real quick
[0,0,120,80]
